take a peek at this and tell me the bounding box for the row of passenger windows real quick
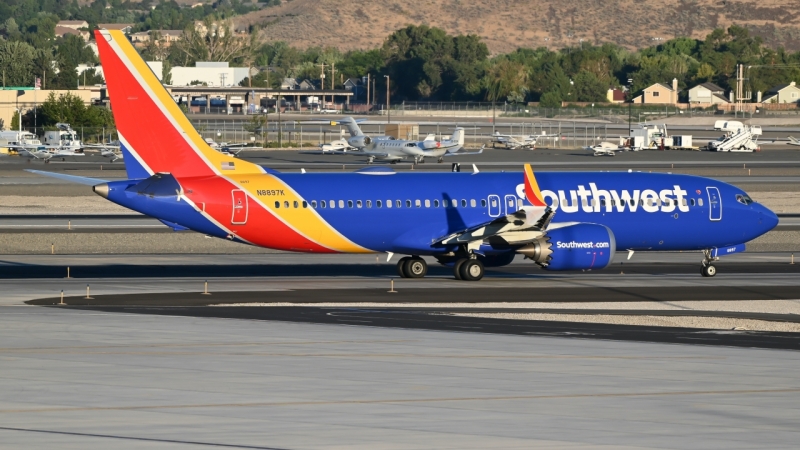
[274,198,488,209]
[578,198,704,207]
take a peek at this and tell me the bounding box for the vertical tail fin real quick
[451,128,465,147]
[95,30,262,177]
[523,164,546,207]
[332,117,363,137]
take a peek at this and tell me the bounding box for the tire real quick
[453,258,468,280]
[701,264,717,277]
[459,259,485,281]
[405,257,428,278]
[396,257,411,278]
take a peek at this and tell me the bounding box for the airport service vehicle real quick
[0,130,42,146]
[31,30,779,281]
[707,120,761,152]
[620,123,694,151]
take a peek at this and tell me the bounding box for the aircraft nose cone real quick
[759,205,779,233]
[93,183,109,199]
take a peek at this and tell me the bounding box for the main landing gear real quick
[701,249,717,277]
[397,256,428,278]
[395,255,485,281]
[453,257,484,281]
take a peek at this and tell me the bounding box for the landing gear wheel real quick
[453,258,468,280]
[405,257,428,278]
[396,257,411,278]
[701,264,717,277]
[459,259,485,281]
[437,157,444,163]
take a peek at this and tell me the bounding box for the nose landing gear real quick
[701,249,718,277]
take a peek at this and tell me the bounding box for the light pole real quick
[384,75,390,124]
[627,77,633,133]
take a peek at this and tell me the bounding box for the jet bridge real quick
[707,120,761,152]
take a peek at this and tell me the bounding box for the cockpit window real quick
[736,194,754,205]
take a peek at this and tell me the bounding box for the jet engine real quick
[348,136,371,148]
[421,140,441,150]
[517,223,616,271]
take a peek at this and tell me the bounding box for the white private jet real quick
[788,136,800,146]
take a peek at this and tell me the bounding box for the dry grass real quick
[234,0,800,53]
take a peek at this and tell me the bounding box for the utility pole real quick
[627,76,634,133]
[317,62,326,108]
[384,75,390,124]
[278,90,282,148]
[366,73,370,107]
[331,62,335,109]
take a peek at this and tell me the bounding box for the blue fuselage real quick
[104,170,778,257]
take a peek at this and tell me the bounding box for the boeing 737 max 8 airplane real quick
[31,30,779,281]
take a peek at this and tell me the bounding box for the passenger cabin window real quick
[415,200,421,208]
[366,200,372,208]
[434,199,440,207]
[311,200,317,208]
[356,200,362,208]
[284,201,290,208]
[461,199,467,207]
[690,199,695,207]
[406,200,411,208]
[452,199,458,208]
[275,201,280,208]
[302,201,307,208]
[698,198,704,206]
[348,200,354,208]
[321,200,327,208]
[396,200,401,208]
[293,201,299,208]
[425,200,430,207]
[377,200,382,208]
[481,199,487,207]
[338,200,344,208]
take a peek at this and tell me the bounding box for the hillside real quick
[236,0,800,53]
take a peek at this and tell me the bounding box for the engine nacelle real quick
[421,140,441,150]
[348,136,371,148]
[517,223,616,271]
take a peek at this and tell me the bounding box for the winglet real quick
[523,164,546,207]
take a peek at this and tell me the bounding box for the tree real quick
[10,110,20,130]
[39,92,114,128]
[539,91,562,108]
[162,60,172,85]
[0,40,36,86]
[173,19,255,66]
[484,59,528,102]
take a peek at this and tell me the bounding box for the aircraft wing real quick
[299,149,351,155]
[434,205,554,247]
[444,145,484,156]
[26,169,110,186]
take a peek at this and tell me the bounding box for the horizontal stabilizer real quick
[25,169,110,186]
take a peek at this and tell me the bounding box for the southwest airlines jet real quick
[34,30,778,281]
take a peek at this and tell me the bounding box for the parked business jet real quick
[29,30,779,281]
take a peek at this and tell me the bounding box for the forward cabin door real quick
[706,187,721,221]
[231,189,248,224]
